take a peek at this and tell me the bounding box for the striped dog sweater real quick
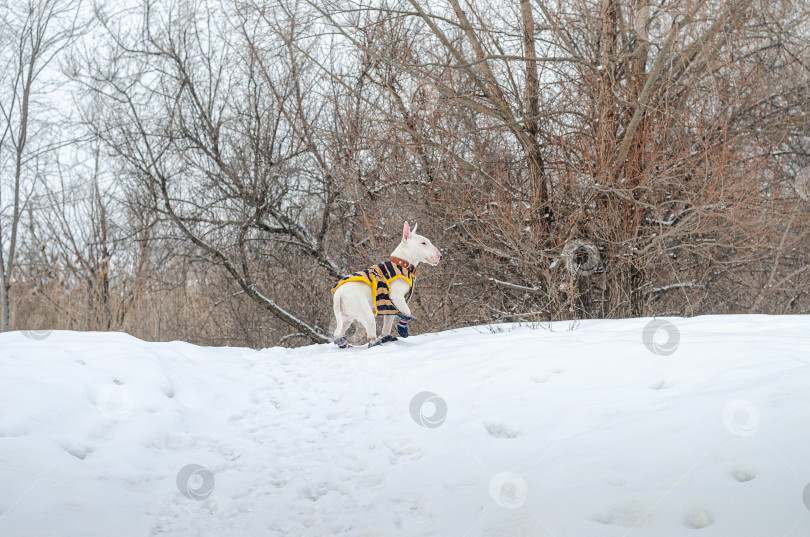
[332,260,417,316]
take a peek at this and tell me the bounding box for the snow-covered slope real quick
[1,315,809,536]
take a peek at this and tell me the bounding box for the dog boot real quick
[334,336,348,348]
[369,335,397,347]
[396,315,413,338]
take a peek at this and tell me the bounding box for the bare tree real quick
[5,0,802,347]
[0,0,81,331]
[74,0,369,343]
[308,0,810,322]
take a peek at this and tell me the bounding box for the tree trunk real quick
[519,0,551,229]
[1,282,9,331]
[0,9,38,332]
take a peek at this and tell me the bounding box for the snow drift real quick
[1,315,809,536]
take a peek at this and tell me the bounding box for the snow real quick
[1,315,810,536]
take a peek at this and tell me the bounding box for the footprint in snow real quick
[62,442,94,460]
[301,484,329,502]
[683,508,714,529]
[731,466,756,482]
[485,422,520,439]
[589,504,648,527]
[385,442,423,465]
[649,379,675,390]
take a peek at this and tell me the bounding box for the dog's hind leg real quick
[332,293,350,348]
[358,308,377,346]
[334,318,351,348]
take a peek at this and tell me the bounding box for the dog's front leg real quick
[388,280,414,338]
[388,280,413,319]
[373,314,397,345]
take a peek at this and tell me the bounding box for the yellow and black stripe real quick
[332,261,417,316]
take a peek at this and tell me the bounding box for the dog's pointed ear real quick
[403,221,411,239]
[412,223,418,234]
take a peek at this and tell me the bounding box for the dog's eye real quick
[422,242,426,245]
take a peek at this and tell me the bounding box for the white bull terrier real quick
[331,222,441,347]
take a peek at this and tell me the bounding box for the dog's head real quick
[399,221,442,266]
